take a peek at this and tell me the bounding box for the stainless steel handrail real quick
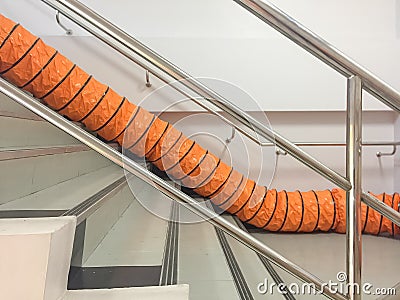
[12,1,400,299]
[234,0,400,113]
[0,78,346,300]
[40,0,351,192]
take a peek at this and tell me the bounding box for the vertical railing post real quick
[346,76,363,300]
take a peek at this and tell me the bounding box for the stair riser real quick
[80,185,133,264]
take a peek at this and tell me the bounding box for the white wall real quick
[161,111,396,193]
[2,0,400,111]
[1,0,398,192]
[394,115,400,193]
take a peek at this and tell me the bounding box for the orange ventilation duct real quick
[1,15,399,236]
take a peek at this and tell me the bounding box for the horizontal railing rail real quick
[0,77,346,300]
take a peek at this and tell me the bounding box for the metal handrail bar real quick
[40,0,351,192]
[234,0,400,113]
[0,78,346,300]
[346,76,363,300]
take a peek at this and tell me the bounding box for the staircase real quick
[1,0,400,299]
[1,93,398,300]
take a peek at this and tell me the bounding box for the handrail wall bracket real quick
[56,10,73,35]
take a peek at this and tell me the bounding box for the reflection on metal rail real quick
[0,78,347,300]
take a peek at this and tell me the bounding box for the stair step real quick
[83,196,170,267]
[222,216,292,300]
[73,183,134,266]
[178,218,239,300]
[0,92,42,121]
[0,109,42,121]
[0,144,91,161]
[0,143,118,161]
[0,165,123,211]
[0,209,66,219]
[0,115,81,148]
[0,147,113,204]
[63,285,189,300]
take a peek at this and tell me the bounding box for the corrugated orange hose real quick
[1,15,399,236]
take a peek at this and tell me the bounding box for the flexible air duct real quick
[1,15,398,236]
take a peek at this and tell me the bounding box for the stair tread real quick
[0,115,80,148]
[0,165,124,211]
[64,284,189,300]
